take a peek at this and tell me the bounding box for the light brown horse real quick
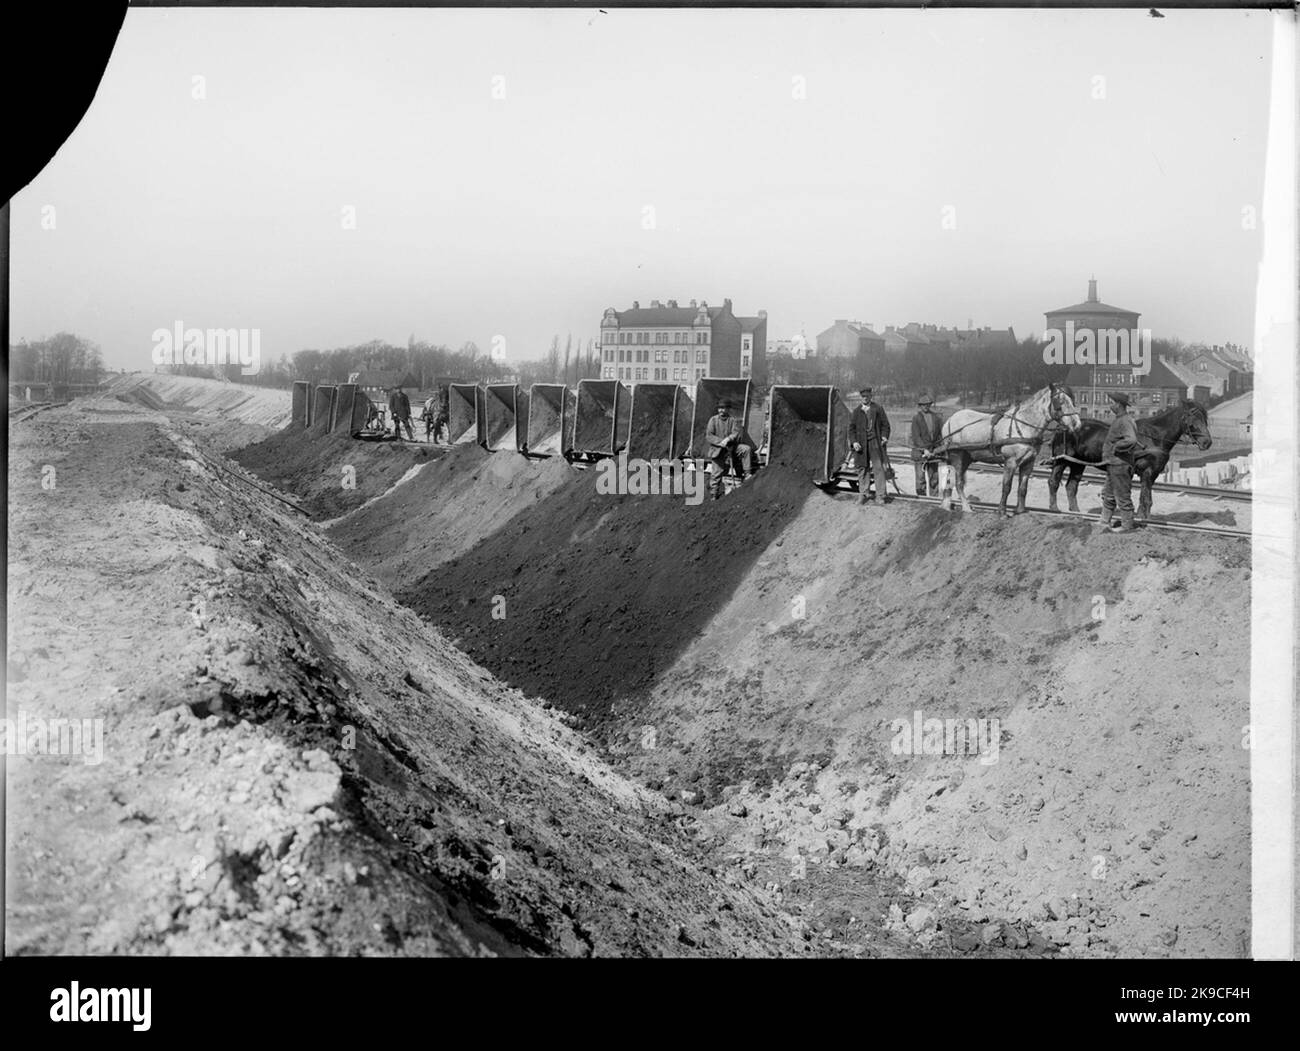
[938,383,1082,517]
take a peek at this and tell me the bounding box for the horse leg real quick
[998,459,1015,517]
[1048,460,1063,511]
[1066,465,1083,513]
[959,457,973,513]
[1137,471,1152,520]
[1013,456,1032,514]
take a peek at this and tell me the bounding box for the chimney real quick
[1087,276,1098,303]
[667,299,678,308]
[758,310,767,320]
[689,299,697,308]
[723,298,732,310]
[632,300,640,309]
[650,299,662,308]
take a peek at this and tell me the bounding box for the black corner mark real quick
[3,4,127,206]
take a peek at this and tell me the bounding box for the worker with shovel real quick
[849,386,891,506]
[909,390,944,496]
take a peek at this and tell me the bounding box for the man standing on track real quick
[1099,391,1157,534]
[909,390,944,496]
[389,386,414,441]
[849,386,891,506]
[705,398,753,500]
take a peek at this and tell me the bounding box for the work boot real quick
[858,493,869,505]
[1110,512,1137,534]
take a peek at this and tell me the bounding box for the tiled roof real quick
[616,306,720,327]
[1063,357,1187,390]
[1045,300,1139,317]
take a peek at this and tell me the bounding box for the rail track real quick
[881,445,1252,503]
[820,474,1251,540]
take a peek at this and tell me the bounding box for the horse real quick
[938,383,1081,517]
[1046,400,1212,519]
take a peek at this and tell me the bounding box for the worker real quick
[909,390,944,496]
[705,398,753,500]
[389,386,414,441]
[849,386,891,505]
[1099,391,1157,533]
[421,396,439,442]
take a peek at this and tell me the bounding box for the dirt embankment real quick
[612,500,1250,958]
[327,445,576,591]
[232,426,440,520]
[106,373,293,429]
[396,459,820,727]
[7,397,806,957]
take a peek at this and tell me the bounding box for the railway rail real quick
[819,473,1251,540]
[881,445,1252,503]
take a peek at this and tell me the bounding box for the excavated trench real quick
[223,408,1250,959]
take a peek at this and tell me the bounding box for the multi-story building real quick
[599,299,766,384]
[1063,357,1203,419]
[1186,346,1253,397]
[816,320,885,359]
[1044,277,1141,345]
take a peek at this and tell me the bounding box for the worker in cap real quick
[909,389,944,497]
[849,387,891,505]
[705,397,752,500]
[1099,390,1157,533]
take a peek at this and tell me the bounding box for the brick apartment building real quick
[599,299,766,384]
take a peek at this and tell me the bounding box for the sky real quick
[9,6,1277,371]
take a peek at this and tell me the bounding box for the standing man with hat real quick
[705,397,753,500]
[909,390,944,496]
[1099,391,1157,533]
[849,386,891,505]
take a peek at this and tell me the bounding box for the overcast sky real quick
[9,7,1276,370]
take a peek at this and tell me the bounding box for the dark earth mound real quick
[232,426,439,520]
[398,457,825,729]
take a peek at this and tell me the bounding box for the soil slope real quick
[6,397,806,957]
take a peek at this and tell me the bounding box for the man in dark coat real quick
[705,398,753,500]
[909,390,944,496]
[849,386,890,505]
[388,386,414,441]
[1099,391,1158,533]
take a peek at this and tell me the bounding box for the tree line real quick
[9,333,104,385]
[768,335,1211,408]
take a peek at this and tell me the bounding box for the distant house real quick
[1186,347,1253,397]
[882,326,929,356]
[816,320,885,360]
[1208,391,1252,442]
[348,369,420,398]
[1045,278,1140,343]
[1160,357,1215,404]
[599,298,766,384]
[1063,356,1201,419]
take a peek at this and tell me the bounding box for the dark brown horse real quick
[1046,400,1212,519]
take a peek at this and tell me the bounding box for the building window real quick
[697,331,708,344]
[603,366,615,379]
[696,348,708,363]
[696,367,706,379]
[742,355,750,369]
